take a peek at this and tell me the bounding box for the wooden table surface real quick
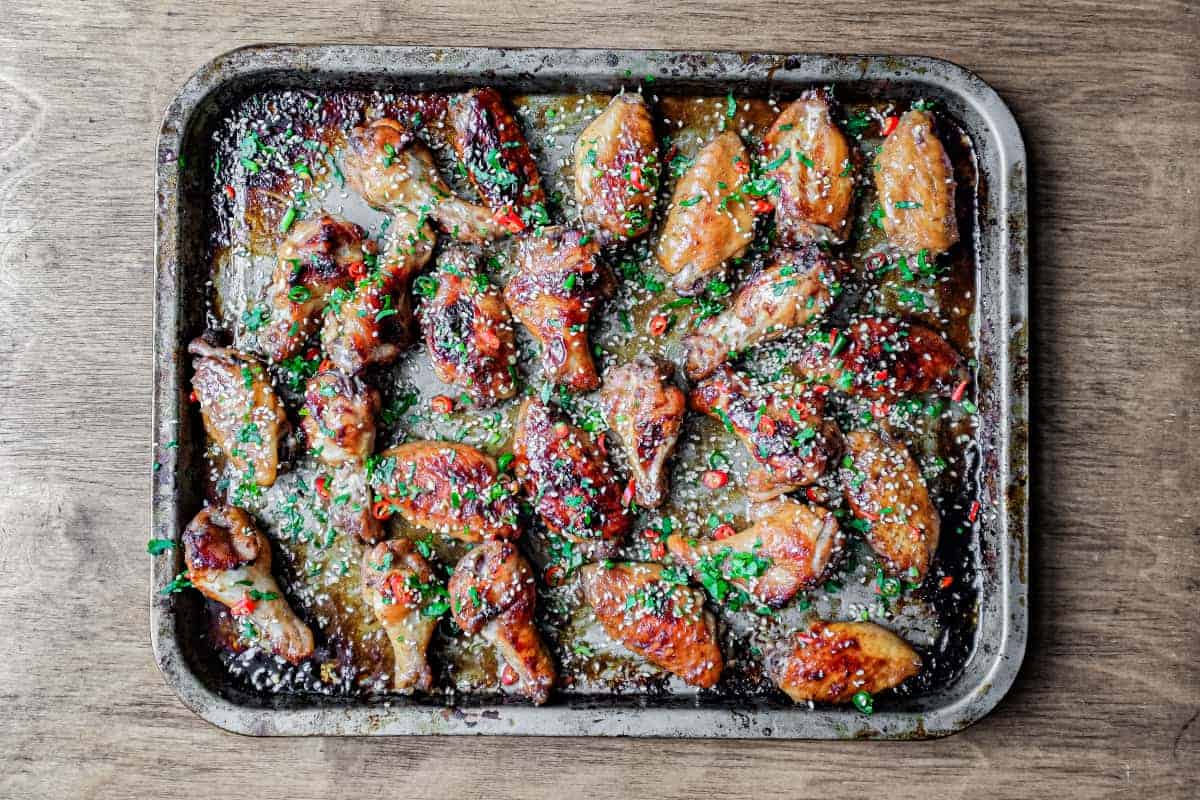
[1,1,1196,797]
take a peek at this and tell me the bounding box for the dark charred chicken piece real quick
[766,620,921,704]
[599,355,685,509]
[512,397,632,548]
[841,429,940,582]
[667,498,845,608]
[793,316,965,400]
[361,539,440,693]
[189,338,288,488]
[684,245,845,381]
[503,227,615,393]
[344,117,508,244]
[448,88,546,219]
[689,365,842,500]
[418,247,519,406]
[448,539,557,705]
[183,505,314,665]
[762,90,856,245]
[580,562,723,689]
[261,214,375,362]
[301,367,380,468]
[874,110,958,256]
[656,131,756,295]
[372,442,520,542]
[573,93,659,243]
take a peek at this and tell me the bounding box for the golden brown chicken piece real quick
[580,562,723,689]
[512,397,632,548]
[344,118,508,244]
[183,505,314,665]
[361,539,441,693]
[656,131,755,295]
[874,110,958,256]
[762,90,855,245]
[503,227,615,393]
[323,462,384,544]
[320,209,435,374]
[301,367,380,468]
[188,337,288,488]
[667,498,845,608]
[372,442,520,542]
[261,214,375,362]
[599,355,685,509]
[573,93,659,243]
[689,365,842,500]
[418,247,519,406]
[448,539,556,705]
[448,88,546,219]
[684,245,846,381]
[766,620,921,704]
[841,430,940,581]
[793,316,964,400]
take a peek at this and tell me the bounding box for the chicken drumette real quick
[361,539,441,693]
[573,93,659,243]
[599,355,685,509]
[874,109,958,256]
[766,620,920,704]
[448,88,546,221]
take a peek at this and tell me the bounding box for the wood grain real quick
[0,1,1197,797]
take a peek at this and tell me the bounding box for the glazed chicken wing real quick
[656,131,755,295]
[762,90,855,245]
[261,214,374,362]
[301,367,380,468]
[372,441,520,542]
[503,227,615,392]
[448,88,546,218]
[690,365,842,500]
[573,93,659,243]
[418,247,519,406]
[841,429,940,581]
[324,462,384,545]
[580,562,723,689]
[599,355,685,509]
[183,505,314,664]
[684,245,845,380]
[766,620,921,704]
[874,110,958,256]
[449,539,556,705]
[512,397,632,548]
[667,498,845,608]
[793,316,964,400]
[361,539,441,693]
[189,337,288,488]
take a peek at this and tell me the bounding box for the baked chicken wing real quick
[301,367,380,468]
[599,355,685,509]
[324,462,384,545]
[361,539,441,693]
[183,505,314,664]
[448,88,546,219]
[580,562,723,689]
[766,620,921,704]
[874,110,958,256]
[573,93,659,243]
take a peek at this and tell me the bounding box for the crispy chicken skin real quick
[762,90,855,245]
[418,247,519,406]
[841,430,940,581]
[599,355,685,509]
[580,562,723,688]
[449,539,557,705]
[504,227,615,392]
[573,93,659,243]
[261,214,375,362]
[793,316,964,400]
[301,367,380,468]
[512,397,633,548]
[656,131,755,295]
[183,505,315,665]
[373,442,520,542]
[321,209,435,374]
[767,620,921,704]
[667,498,845,608]
[344,117,507,244]
[689,365,842,500]
[875,110,958,256]
[188,337,288,488]
[361,539,440,693]
[684,245,845,380]
[448,88,546,215]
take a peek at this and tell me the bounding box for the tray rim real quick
[152,43,1029,739]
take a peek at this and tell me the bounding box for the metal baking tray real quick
[152,44,1028,738]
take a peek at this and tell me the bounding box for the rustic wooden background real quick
[0,1,1196,797]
